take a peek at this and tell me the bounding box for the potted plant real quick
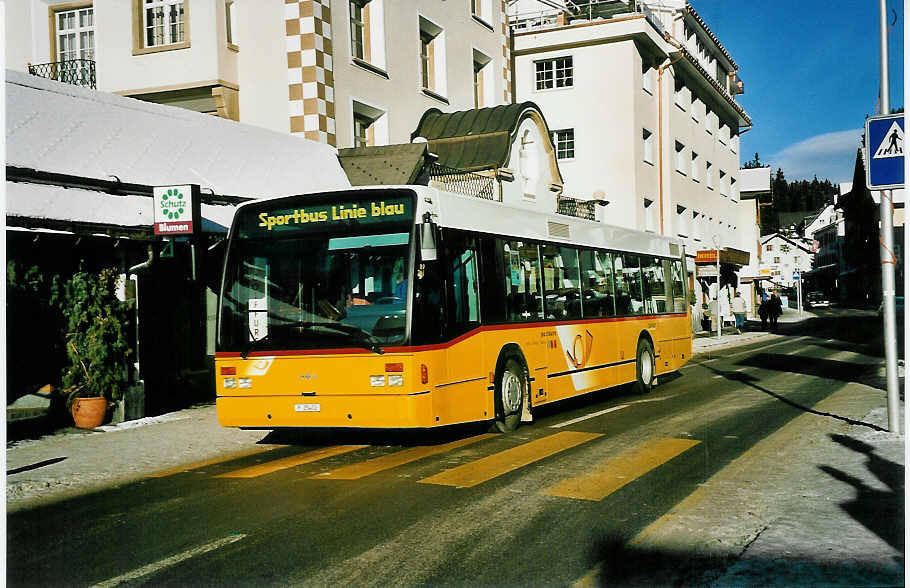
[60,268,133,429]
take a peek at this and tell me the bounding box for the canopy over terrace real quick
[694,247,751,295]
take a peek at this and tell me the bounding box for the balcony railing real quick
[511,1,664,36]
[427,163,496,201]
[556,196,598,221]
[28,59,96,89]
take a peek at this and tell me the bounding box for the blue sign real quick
[793,271,800,280]
[865,114,905,190]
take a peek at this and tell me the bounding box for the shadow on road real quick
[257,421,493,447]
[703,364,886,432]
[586,533,903,587]
[820,434,905,552]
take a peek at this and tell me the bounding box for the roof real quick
[5,70,350,199]
[411,102,551,172]
[684,3,737,70]
[337,144,432,186]
[778,210,816,230]
[760,232,813,254]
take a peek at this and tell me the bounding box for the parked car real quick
[806,291,830,308]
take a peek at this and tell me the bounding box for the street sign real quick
[792,271,800,280]
[865,113,905,189]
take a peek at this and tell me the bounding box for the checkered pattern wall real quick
[285,0,337,146]
[501,0,511,103]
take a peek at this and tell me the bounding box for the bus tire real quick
[494,357,526,432]
[634,338,655,395]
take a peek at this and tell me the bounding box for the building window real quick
[352,100,387,148]
[691,96,700,122]
[773,256,781,263]
[535,56,572,90]
[692,211,702,241]
[730,132,739,154]
[691,151,700,182]
[642,128,654,164]
[225,1,235,46]
[706,161,713,189]
[676,205,688,237]
[706,109,715,135]
[143,0,185,48]
[419,16,446,97]
[675,141,686,175]
[473,49,491,108]
[642,61,654,94]
[643,198,656,233]
[54,6,95,62]
[730,177,738,200]
[551,129,575,160]
[719,123,728,145]
[766,244,773,252]
[472,0,493,25]
[674,77,687,109]
[719,170,728,196]
[350,0,367,60]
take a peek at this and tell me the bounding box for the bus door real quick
[438,234,484,421]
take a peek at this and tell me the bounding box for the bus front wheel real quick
[494,357,526,432]
[634,338,655,395]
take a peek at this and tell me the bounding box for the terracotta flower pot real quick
[71,397,108,429]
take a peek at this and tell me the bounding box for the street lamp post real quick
[713,235,721,339]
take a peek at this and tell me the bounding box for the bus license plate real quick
[294,403,320,413]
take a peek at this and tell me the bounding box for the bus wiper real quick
[240,332,270,359]
[289,321,385,355]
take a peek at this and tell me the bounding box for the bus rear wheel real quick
[494,357,526,432]
[634,338,655,395]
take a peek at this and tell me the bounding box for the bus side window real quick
[503,240,543,321]
[671,259,687,312]
[413,261,445,344]
[579,249,615,318]
[616,254,644,315]
[643,257,667,314]
[540,245,582,319]
[446,236,480,335]
[479,236,506,323]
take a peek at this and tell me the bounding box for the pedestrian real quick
[768,292,782,331]
[732,291,747,334]
[758,298,768,330]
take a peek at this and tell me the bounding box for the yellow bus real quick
[216,186,691,432]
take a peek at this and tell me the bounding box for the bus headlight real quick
[388,375,404,387]
[238,378,252,389]
[370,375,385,387]
[223,378,237,389]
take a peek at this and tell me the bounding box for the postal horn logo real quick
[566,329,594,369]
[160,188,186,220]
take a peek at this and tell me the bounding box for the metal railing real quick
[427,163,496,201]
[556,196,597,221]
[510,1,664,35]
[28,59,96,89]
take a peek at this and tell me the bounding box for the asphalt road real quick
[7,314,890,587]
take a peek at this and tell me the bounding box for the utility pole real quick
[878,0,900,434]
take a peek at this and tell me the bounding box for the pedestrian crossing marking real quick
[148,447,274,478]
[873,121,904,159]
[311,434,497,480]
[417,431,602,488]
[542,438,700,501]
[215,445,367,479]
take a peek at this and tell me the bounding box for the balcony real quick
[556,196,598,221]
[427,163,496,201]
[28,60,96,89]
[510,1,664,36]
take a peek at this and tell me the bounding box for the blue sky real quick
[694,0,904,184]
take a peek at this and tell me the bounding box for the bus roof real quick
[232,185,684,259]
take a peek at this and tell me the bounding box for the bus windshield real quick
[218,192,415,353]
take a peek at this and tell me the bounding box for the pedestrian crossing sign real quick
[866,114,905,189]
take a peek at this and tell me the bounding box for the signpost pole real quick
[877,0,900,434]
[713,236,721,339]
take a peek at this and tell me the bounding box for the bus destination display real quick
[238,196,412,237]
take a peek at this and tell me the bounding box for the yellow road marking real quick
[418,431,602,488]
[216,445,367,479]
[312,434,497,480]
[149,447,274,478]
[542,438,700,501]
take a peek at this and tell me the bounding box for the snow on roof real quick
[5,70,349,199]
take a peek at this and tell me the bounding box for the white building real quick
[6,0,511,148]
[759,233,814,290]
[509,0,755,321]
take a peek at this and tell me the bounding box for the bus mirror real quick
[419,221,437,261]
